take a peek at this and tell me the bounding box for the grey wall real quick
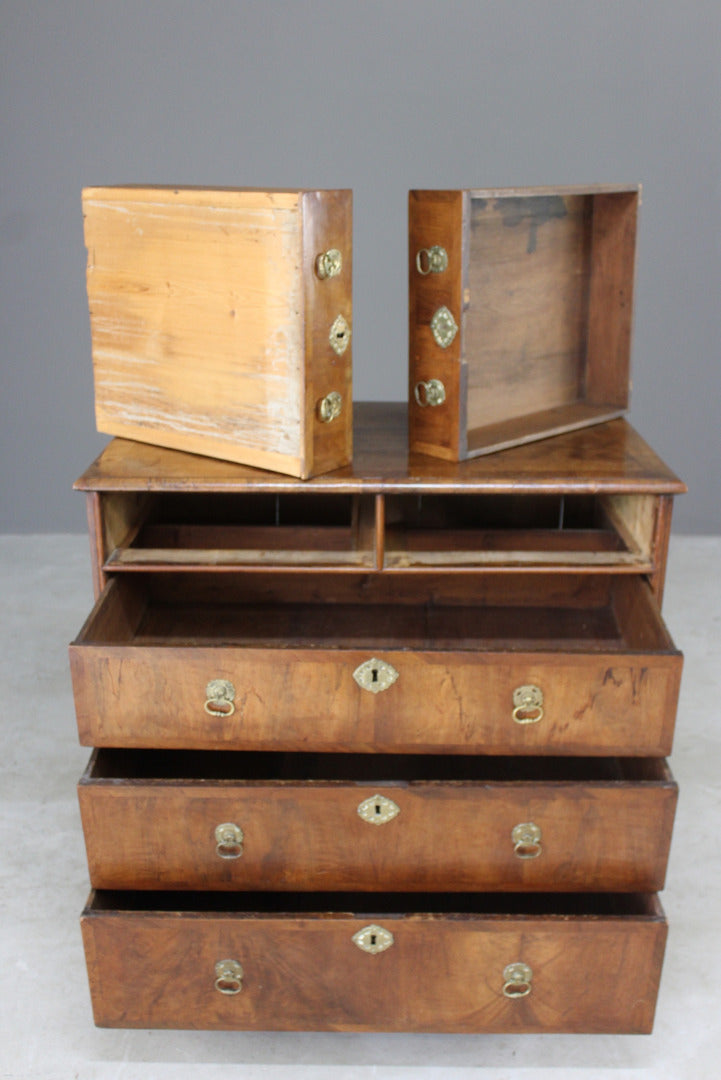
[2,1,719,533]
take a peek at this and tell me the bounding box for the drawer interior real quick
[383,492,656,570]
[98,490,658,574]
[85,890,664,918]
[463,189,634,448]
[75,572,676,653]
[103,492,377,569]
[83,749,674,785]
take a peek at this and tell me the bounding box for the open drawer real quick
[69,572,682,755]
[100,491,378,571]
[382,492,663,572]
[81,891,667,1033]
[79,750,677,892]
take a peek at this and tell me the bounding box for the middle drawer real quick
[79,750,677,893]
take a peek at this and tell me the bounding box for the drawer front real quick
[78,761,677,892]
[81,894,667,1033]
[71,643,681,755]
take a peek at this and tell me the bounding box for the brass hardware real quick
[415,245,448,275]
[353,658,399,694]
[414,378,446,408]
[352,924,394,955]
[329,313,351,355]
[512,685,544,725]
[317,390,343,423]
[215,822,244,859]
[503,962,533,999]
[204,679,236,717]
[430,306,458,348]
[214,959,243,995]
[512,822,542,859]
[357,794,400,825]
[315,248,343,279]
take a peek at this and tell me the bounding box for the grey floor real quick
[1,533,719,1079]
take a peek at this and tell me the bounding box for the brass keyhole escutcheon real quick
[205,679,236,717]
[353,658,399,694]
[414,378,446,408]
[503,962,533,999]
[315,248,342,279]
[357,794,400,825]
[215,822,244,859]
[352,924,394,954]
[214,959,243,995]
[329,314,351,356]
[317,391,343,423]
[430,306,458,348]
[415,245,448,275]
[512,822,542,859]
[512,685,544,725]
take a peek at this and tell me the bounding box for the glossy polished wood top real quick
[75,403,685,495]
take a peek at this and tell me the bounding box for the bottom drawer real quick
[81,891,667,1033]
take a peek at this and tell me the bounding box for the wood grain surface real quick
[81,891,667,1032]
[79,750,677,892]
[83,186,352,478]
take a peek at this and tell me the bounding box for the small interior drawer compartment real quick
[81,890,667,1033]
[79,750,677,893]
[382,492,659,571]
[102,491,378,570]
[69,572,682,755]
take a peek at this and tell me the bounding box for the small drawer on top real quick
[100,491,378,571]
[79,751,677,892]
[69,572,682,755]
[81,891,667,1033]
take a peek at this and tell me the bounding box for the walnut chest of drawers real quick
[70,402,684,1033]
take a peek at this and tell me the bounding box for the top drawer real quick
[69,571,681,756]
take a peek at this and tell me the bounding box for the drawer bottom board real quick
[81,892,666,1033]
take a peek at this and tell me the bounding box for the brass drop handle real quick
[215,822,244,859]
[414,379,446,408]
[503,962,533,999]
[415,245,448,275]
[214,959,243,995]
[317,391,343,423]
[315,248,342,279]
[512,822,542,859]
[204,679,236,717]
[512,685,544,725]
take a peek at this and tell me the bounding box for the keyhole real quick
[372,667,378,683]
[370,934,377,947]
[375,803,382,815]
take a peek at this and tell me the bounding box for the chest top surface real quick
[74,402,685,496]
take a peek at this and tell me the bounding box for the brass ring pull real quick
[204,679,236,717]
[315,248,342,279]
[414,379,446,408]
[415,245,448,275]
[214,959,243,995]
[503,962,533,999]
[512,822,542,859]
[317,391,343,424]
[512,685,544,725]
[215,822,244,859]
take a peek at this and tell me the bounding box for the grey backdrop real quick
[2,1,719,533]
